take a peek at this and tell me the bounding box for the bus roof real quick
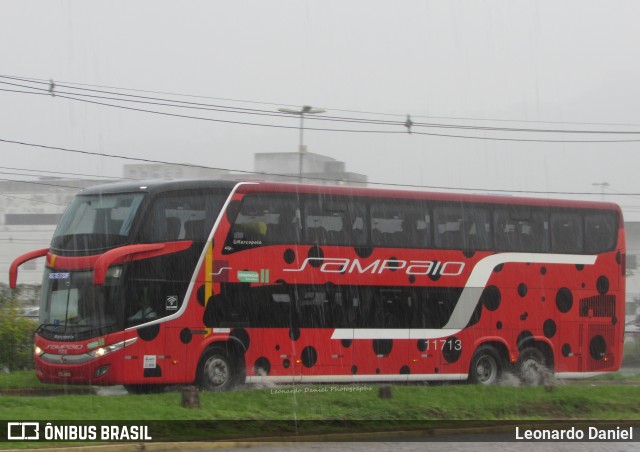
[77,179,621,213]
[236,180,622,213]
[78,179,238,196]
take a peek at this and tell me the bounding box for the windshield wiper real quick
[36,323,63,334]
[36,322,117,334]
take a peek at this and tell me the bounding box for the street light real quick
[592,182,610,201]
[278,105,326,182]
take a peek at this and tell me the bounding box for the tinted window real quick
[585,212,617,253]
[551,212,583,253]
[212,283,462,329]
[434,204,492,250]
[226,194,301,251]
[303,195,366,246]
[52,192,144,252]
[494,208,548,252]
[140,189,227,243]
[370,201,431,248]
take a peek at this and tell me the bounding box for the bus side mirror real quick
[93,242,193,285]
[9,248,49,288]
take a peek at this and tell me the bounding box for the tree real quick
[0,284,37,371]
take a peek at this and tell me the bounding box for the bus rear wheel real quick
[197,347,235,392]
[517,347,547,386]
[469,345,502,385]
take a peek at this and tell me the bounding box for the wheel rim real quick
[203,356,229,388]
[520,357,542,385]
[475,355,498,384]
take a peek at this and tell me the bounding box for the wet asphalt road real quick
[181,438,638,452]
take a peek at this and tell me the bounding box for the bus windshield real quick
[39,268,121,340]
[39,186,232,339]
[51,192,145,253]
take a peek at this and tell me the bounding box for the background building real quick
[252,152,367,186]
[624,223,640,323]
[123,163,228,181]
[0,178,103,285]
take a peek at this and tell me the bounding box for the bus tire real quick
[517,347,546,386]
[197,347,235,392]
[468,345,502,385]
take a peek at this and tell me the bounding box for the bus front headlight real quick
[88,337,137,358]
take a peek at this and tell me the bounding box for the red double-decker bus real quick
[11,180,625,392]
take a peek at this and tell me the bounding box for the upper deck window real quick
[225,194,301,252]
[371,201,431,248]
[303,195,367,247]
[551,212,584,253]
[221,190,619,256]
[139,189,227,243]
[494,208,549,252]
[433,204,492,250]
[585,212,618,253]
[51,193,144,252]
[224,193,367,252]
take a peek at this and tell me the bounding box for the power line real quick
[0,228,60,233]
[6,73,640,128]
[1,74,310,112]
[0,138,229,169]
[0,176,89,191]
[2,137,640,197]
[409,130,640,143]
[0,77,406,128]
[4,76,640,136]
[0,79,329,122]
[5,87,640,144]
[0,193,68,207]
[0,165,126,181]
[0,170,109,181]
[0,239,53,244]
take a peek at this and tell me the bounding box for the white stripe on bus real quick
[331,253,597,340]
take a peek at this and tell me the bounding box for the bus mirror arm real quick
[9,248,49,289]
[93,241,193,286]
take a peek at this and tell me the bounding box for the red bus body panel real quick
[26,181,625,386]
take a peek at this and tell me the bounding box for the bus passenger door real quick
[296,286,353,379]
[240,284,300,383]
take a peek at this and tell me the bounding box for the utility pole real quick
[278,105,326,182]
[592,182,610,201]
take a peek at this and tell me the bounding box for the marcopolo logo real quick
[45,344,83,355]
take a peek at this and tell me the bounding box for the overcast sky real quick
[2,1,640,220]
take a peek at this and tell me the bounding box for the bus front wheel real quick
[197,347,235,392]
[469,345,502,385]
